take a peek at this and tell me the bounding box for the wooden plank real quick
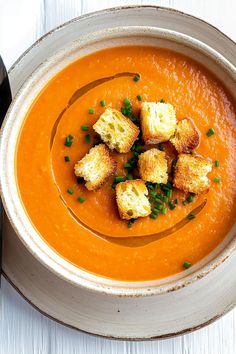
[1,0,236,353]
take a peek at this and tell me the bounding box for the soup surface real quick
[16,46,236,281]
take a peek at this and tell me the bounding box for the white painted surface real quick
[1,0,236,352]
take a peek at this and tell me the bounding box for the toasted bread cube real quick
[140,102,177,144]
[116,180,151,220]
[173,154,212,194]
[74,144,117,191]
[170,118,200,153]
[138,148,168,184]
[93,108,139,153]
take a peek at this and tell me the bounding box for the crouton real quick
[115,180,151,220]
[138,148,168,184]
[140,102,177,144]
[74,144,117,191]
[93,108,139,153]
[173,154,212,194]
[170,118,200,153]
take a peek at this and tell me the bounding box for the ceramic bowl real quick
[1,6,236,339]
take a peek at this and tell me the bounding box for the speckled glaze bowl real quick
[1,6,236,339]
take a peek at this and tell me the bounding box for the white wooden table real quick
[1,1,236,353]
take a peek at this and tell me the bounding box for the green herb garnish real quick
[133,75,140,82]
[115,176,126,183]
[128,218,136,228]
[84,134,91,143]
[187,195,193,203]
[187,213,195,220]
[67,188,74,195]
[183,261,191,269]
[64,156,71,162]
[88,108,95,114]
[214,177,220,183]
[100,100,106,107]
[77,196,85,203]
[64,135,74,147]
[81,125,89,131]
[169,202,175,210]
[137,95,142,101]
[206,128,215,137]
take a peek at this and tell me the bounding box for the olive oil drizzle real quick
[50,72,139,149]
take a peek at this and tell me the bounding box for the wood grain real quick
[1,0,236,353]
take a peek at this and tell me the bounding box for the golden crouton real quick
[173,154,212,194]
[170,118,200,153]
[93,108,139,153]
[140,102,177,144]
[74,144,117,191]
[138,148,168,184]
[115,180,151,220]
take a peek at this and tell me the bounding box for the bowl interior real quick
[1,26,236,296]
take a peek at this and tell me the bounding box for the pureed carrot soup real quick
[16,46,236,281]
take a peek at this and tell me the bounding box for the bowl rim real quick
[1,9,236,298]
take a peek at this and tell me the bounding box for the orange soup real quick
[16,46,236,281]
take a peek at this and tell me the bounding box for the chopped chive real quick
[135,145,142,153]
[166,189,172,198]
[124,162,132,169]
[215,160,220,167]
[77,196,85,203]
[64,135,73,147]
[166,182,173,189]
[182,201,188,206]
[174,199,178,204]
[84,134,91,143]
[67,188,74,195]
[152,208,159,215]
[162,207,168,215]
[137,95,142,101]
[115,176,126,183]
[169,202,175,210]
[206,128,215,137]
[123,97,131,106]
[77,177,84,184]
[187,213,195,220]
[88,108,95,114]
[155,197,163,204]
[163,196,168,203]
[64,139,72,147]
[156,204,163,211]
[150,213,157,220]
[183,261,191,269]
[147,184,154,190]
[100,100,106,107]
[112,182,117,189]
[127,173,133,180]
[64,156,71,162]
[121,107,127,115]
[160,98,165,103]
[133,75,140,82]
[127,218,136,228]
[187,195,193,203]
[158,143,165,151]
[133,151,139,157]
[214,177,221,183]
[81,125,89,131]
[150,191,157,198]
